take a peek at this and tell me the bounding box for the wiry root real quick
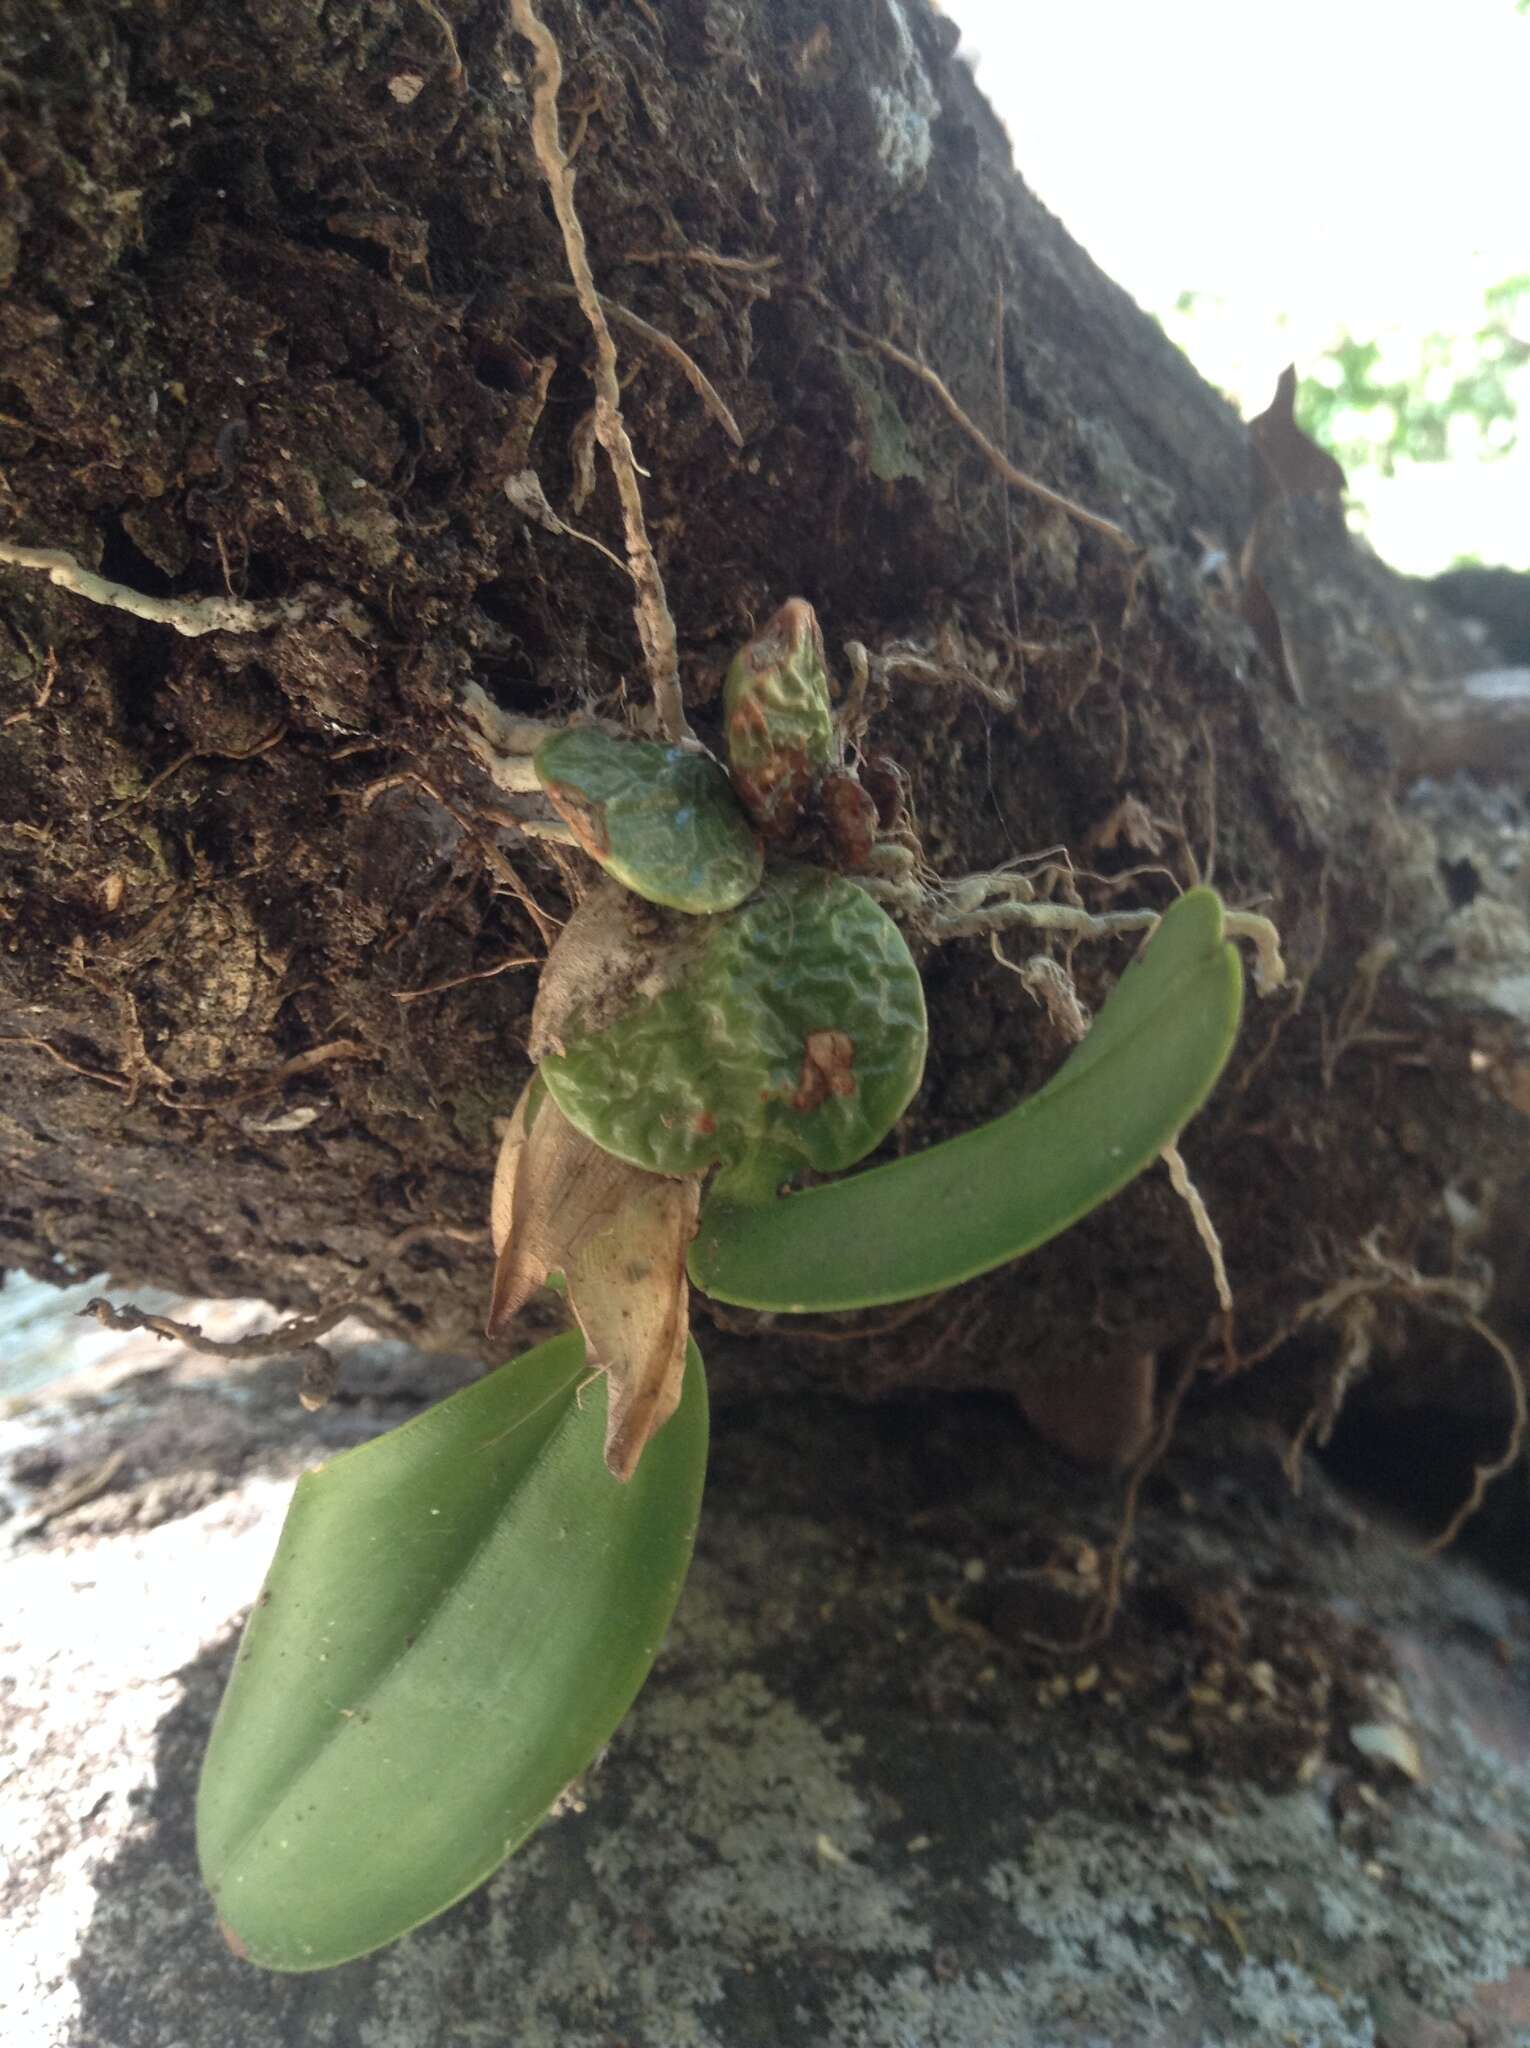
[508,0,688,743]
[1160,1141,1233,1314]
[866,854,1288,997]
[1239,1231,1526,1553]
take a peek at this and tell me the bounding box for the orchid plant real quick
[197,601,1253,1969]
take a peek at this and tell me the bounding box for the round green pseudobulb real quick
[722,598,836,839]
[535,727,762,914]
[532,868,927,1199]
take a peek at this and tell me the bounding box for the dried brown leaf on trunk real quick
[487,1079,699,1479]
[1237,365,1340,706]
[1238,540,1306,707]
[1248,364,1347,511]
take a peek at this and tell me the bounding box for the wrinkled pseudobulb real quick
[531,868,927,1203]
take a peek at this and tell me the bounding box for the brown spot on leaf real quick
[727,693,771,740]
[218,1920,250,1961]
[730,735,815,840]
[541,778,611,860]
[790,1028,857,1111]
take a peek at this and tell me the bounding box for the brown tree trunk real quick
[3,0,1526,1502]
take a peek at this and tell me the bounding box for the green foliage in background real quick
[1165,268,1530,567]
[1297,277,1529,481]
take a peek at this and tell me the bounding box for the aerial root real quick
[1237,1231,1525,1552]
[0,540,314,637]
[1281,1297,1377,1491]
[1160,1142,1233,1315]
[508,0,688,742]
[536,285,743,447]
[866,860,1288,999]
[81,1222,485,1411]
[805,291,1140,559]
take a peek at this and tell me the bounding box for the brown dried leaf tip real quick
[487,1079,699,1481]
[1239,364,1345,707]
[1248,364,1347,511]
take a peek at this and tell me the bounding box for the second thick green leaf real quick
[688,888,1243,1310]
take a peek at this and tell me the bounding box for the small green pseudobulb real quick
[723,598,836,839]
[532,867,927,1201]
[535,727,762,914]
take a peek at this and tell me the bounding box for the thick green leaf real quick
[198,1334,707,1971]
[689,888,1243,1311]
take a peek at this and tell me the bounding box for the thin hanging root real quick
[625,243,781,279]
[1234,1232,1525,1552]
[1082,1355,1200,1649]
[356,766,563,945]
[1321,935,1399,1088]
[1014,1354,1200,1656]
[876,647,1017,713]
[1282,1297,1377,1491]
[2,645,57,728]
[393,953,539,1005]
[536,285,743,447]
[605,298,741,447]
[81,1222,484,1410]
[989,932,1235,1319]
[869,868,1288,997]
[101,724,287,821]
[0,1032,128,1092]
[411,0,466,88]
[1159,1141,1233,1314]
[508,0,688,743]
[806,292,1139,559]
[1423,1308,1526,1554]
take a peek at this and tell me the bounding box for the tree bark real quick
[2,0,1526,1483]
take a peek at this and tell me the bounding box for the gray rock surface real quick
[4,1310,1530,2048]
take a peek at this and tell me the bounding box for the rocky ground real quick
[4,1287,1530,2048]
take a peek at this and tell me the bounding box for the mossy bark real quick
[2,0,1526,1480]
